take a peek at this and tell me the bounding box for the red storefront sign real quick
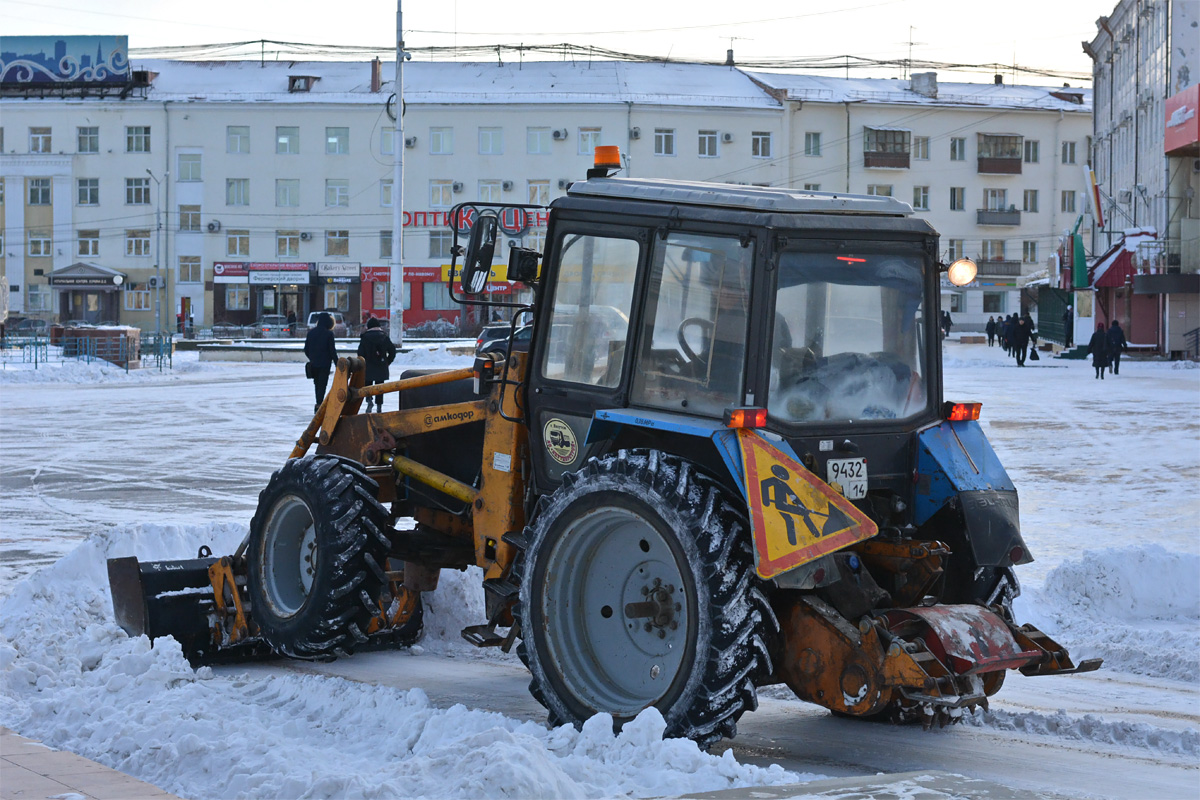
[1165,84,1199,155]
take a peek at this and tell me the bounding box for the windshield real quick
[768,250,929,425]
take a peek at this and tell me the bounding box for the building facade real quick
[1,52,1092,334]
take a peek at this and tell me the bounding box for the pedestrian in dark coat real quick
[304,312,338,412]
[1087,323,1111,379]
[999,315,1012,354]
[985,316,997,347]
[1062,306,1074,348]
[1012,316,1032,366]
[1106,320,1128,375]
[941,311,953,339]
[356,317,397,412]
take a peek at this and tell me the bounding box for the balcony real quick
[976,208,1022,226]
[974,259,1022,277]
[863,151,910,169]
[977,156,1022,174]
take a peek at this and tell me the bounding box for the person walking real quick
[941,311,953,340]
[985,316,997,347]
[1062,306,1074,348]
[1106,319,1128,375]
[1087,323,1111,379]
[304,312,338,412]
[1012,315,1032,366]
[356,317,396,412]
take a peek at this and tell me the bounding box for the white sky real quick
[0,0,1106,85]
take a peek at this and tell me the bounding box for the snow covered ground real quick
[1,341,1197,799]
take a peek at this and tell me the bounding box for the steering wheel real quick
[676,317,714,364]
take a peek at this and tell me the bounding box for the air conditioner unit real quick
[558,179,570,190]
[722,132,734,143]
[629,127,641,140]
[507,239,522,249]
[552,129,568,140]
[404,136,417,149]
[452,181,464,193]
[148,276,160,288]
[1193,158,1200,174]
[1118,190,1132,203]
[207,220,221,233]
[300,232,312,241]
[501,180,514,191]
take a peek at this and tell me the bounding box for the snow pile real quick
[0,351,229,384]
[1019,544,1200,683]
[966,709,1198,757]
[0,524,811,799]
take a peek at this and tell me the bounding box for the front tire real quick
[247,455,392,659]
[514,450,777,746]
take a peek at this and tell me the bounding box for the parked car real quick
[306,310,348,337]
[476,324,533,356]
[257,314,289,338]
[12,318,49,334]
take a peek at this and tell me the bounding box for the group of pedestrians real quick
[985,313,1038,366]
[303,312,396,412]
[1087,320,1128,379]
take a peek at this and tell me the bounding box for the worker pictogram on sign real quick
[737,430,877,579]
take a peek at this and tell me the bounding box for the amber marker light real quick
[943,402,982,421]
[593,145,622,170]
[946,258,978,286]
[724,407,768,428]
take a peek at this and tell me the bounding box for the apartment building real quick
[1,46,1092,333]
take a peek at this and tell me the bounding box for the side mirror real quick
[461,215,498,295]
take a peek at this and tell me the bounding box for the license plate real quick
[826,457,867,499]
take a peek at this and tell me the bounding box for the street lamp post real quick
[146,169,165,340]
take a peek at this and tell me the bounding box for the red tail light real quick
[943,402,982,421]
[724,407,767,429]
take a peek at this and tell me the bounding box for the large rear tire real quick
[247,455,392,659]
[514,450,777,746]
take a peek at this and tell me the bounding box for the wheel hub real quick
[620,564,685,657]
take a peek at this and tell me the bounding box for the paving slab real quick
[0,728,181,800]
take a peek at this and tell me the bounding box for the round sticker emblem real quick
[543,418,579,465]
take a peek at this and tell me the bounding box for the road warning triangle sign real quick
[737,429,878,579]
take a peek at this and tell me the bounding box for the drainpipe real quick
[843,102,853,193]
[625,101,633,177]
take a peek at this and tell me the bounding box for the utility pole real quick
[146,169,165,342]
[389,0,406,347]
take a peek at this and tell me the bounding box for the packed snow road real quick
[1,343,1197,799]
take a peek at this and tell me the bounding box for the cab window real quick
[540,233,639,387]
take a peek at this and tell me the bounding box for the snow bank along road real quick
[0,345,1197,799]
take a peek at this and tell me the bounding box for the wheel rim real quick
[541,505,690,717]
[261,494,318,617]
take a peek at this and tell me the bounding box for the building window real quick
[984,188,1008,210]
[803,183,820,191]
[276,179,299,207]
[946,239,964,261]
[227,125,250,154]
[177,153,202,181]
[804,132,821,156]
[276,126,299,154]
[423,282,457,311]
[527,127,551,155]
[429,127,453,155]
[325,179,349,207]
[126,230,151,257]
[179,255,202,283]
[1061,190,1076,213]
[751,131,772,158]
[277,230,300,258]
[325,127,349,155]
[950,187,965,211]
[28,285,53,312]
[578,127,601,156]
[1024,140,1039,163]
[77,178,99,205]
[948,293,965,313]
[226,178,249,206]
[479,127,502,155]
[125,126,150,153]
[30,127,51,153]
[912,136,929,160]
[527,228,547,253]
[1061,141,1076,164]
[380,179,393,207]
[977,134,1022,160]
[125,177,150,205]
[381,127,394,156]
[326,230,349,256]
[124,290,151,311]
[1022,241,1039,263]
[179,205,201,231]
[28,231,52,257]
[430,230,453,259]
[29,178,51,205]
[78,126,98,153]
[528,179,549,205]
[912,186,930,210]
[866,184,893,197]
[698,130,718,157]
[324,286,350,312]
[429,180,453,208]
[863,127,910,167]
[226,285,250,311]
[982,292,1006,313]
[478,180,501,203]
[226,229,250,257]
[981,239,1005,261]
[380,230,392,259]
[950,137,966,161]
[1023,189,1039,213]
[654,128,675,156]
[78,229,99,257]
